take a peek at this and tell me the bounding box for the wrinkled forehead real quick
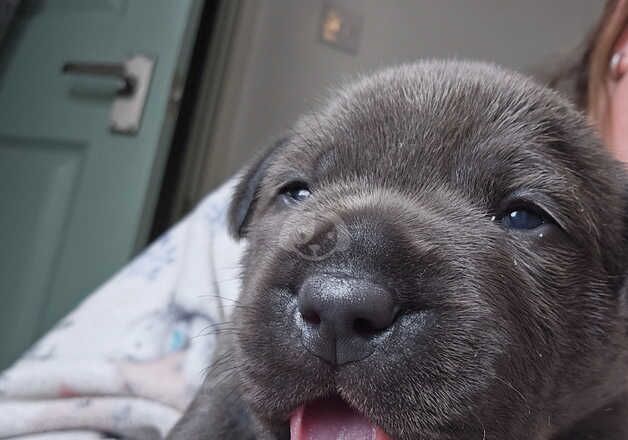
[260,60,614,232]
[266,101,578,200]
[250,63,626,279]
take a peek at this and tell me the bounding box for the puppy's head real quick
[228,61,628,440]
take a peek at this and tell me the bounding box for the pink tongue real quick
[290,397,392,440]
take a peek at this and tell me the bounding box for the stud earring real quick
[610,51,625,79]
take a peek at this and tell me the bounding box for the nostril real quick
[301,310,321,325]
[353,317,381,337]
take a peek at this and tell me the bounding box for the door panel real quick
[0,136,84,357]
[0,0,201,368]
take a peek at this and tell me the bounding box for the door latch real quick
[62,54,155,134]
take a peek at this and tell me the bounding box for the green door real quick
[0,0,202,369]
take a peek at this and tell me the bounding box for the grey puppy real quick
[168,61,628,440]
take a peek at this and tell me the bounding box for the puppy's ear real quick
[228,137,289,239]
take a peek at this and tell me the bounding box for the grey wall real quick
[199,0,601,194]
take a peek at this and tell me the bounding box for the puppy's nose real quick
[297,275,397,365]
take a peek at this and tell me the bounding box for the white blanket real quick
[0,180,243,439]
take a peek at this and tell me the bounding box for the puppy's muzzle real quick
[288,208,411,366]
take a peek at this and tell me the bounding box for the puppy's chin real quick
[289,396,392,440]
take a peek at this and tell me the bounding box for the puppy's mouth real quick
[289,395,392,440]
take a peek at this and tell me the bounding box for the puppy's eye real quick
[501,209,544,230]
[279,182,311,204]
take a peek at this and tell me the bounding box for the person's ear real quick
[228,137,289,239]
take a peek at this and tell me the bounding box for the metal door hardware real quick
[62,54,155,134]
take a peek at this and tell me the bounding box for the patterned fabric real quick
[0,179,243,439]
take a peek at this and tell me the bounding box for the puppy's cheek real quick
[344,261,518,422]
[233,280,334,418]
[333,308,513,434]
[508,226,609,308]
[499,226,618,375]
[234,297,302,414]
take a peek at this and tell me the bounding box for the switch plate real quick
[319,2,363,54]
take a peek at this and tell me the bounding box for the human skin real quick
[606,23,628,162]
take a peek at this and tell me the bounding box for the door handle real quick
[62,62,136,95]
[62,54,155,134]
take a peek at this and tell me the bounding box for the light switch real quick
[319,2,363,54]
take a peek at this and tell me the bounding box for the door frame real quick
[133,0,207,250]
[150,0,260,238]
